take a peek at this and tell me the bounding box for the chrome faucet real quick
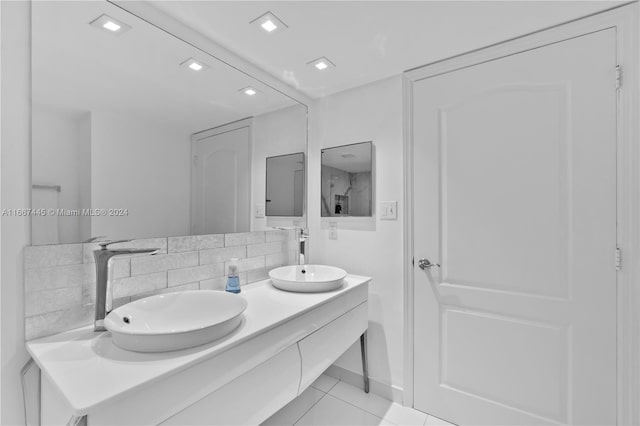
[93,240,159,331]
[299,229,309,265]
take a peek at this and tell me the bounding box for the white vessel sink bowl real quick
[269,265,347,293]
[104,290,247,353]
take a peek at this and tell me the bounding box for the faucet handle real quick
[83,235,107,243]
[98,240,132,249]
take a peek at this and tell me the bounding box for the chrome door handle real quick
[418,258,440,270]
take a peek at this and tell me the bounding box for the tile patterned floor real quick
[261,374,456,426]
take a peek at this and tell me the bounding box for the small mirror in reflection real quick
[266,153,305,217]
[321,141,373,217]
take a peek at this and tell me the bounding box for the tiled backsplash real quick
[24,229,299,340]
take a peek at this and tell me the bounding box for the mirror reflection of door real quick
[321,141,373,217]
[191,119,252,235]
[265,152,305,217]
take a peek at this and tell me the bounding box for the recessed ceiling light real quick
[250,11,288,34]
[89,14,131,35]
[103,21,121,32]
[307,57,336,71]
[180,58,208,72]
[239,86,259,96]
[261,20,278,32]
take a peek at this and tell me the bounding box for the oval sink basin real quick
[269,265,347,293]
[104,290,247,352]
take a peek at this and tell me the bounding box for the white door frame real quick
[191,117,253,234]
[402,4,640,424]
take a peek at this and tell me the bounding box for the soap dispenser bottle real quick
[225,258,241,294]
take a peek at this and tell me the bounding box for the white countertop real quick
[26,275,370,415]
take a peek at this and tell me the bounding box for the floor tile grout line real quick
[322,392,394,425]
[324,377,341,393]
[327,380,428,426]
[309,376,340,394]
[327,381,393,420]
[292,392,331,426]
[423,414,457,426]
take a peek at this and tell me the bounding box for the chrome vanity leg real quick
[360,331,369,393]
[21,358,41,426]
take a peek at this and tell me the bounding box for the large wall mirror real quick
[321,142,373,217]
[31,1,307,245]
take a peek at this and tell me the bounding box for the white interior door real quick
[412,29,617,425]
[191,119,251,235]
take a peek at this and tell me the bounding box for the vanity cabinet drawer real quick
[161,344,301,425]
[297,301,368,393]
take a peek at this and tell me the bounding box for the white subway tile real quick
[25,305,94,341]
[265,252,287,268]
[25,264,94,293]
[225,231,265,247]
[112,272,167,299]
[130,252,198,276]
[247,241,283,257]
[225,256,265,273]
[199,246,246,265]
[168,236,197,253]
[247,267,270,284]
[168,263,224,287]
[111,258,130,279]
[25,287,83,317]
[197,234,224,250]
[25,244,83,269]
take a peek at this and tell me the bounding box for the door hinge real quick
[412,257,415,267]
[616,65,623,89]
[615,247,622,271]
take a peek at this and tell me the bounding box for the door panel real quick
[412,29,617,425]
[202,149,238,234]
[441,84,570,298]
[192,124,251,235]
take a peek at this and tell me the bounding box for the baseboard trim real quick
[324,365,405,405]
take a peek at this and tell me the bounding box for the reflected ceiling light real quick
[103,21,121,32]
[239,86,259,96]
[250,11,288,34]
[307,57,335,71]
[180,58,208,72]
[89,14,131,35]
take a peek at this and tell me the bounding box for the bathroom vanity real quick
[26,275,370,425]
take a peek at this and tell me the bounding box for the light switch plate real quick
[255,204,265,218]
[380,201,398,220]
[329,222,338,240]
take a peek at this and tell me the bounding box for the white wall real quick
[90,110,191,240]
[308,76,404,396]
[251,104,307,230]
[32,105,88,243]
[1,2,32,424]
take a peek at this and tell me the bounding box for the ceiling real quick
[151,0,630,99]
[322,142,372,173]
[32,1,298,134]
